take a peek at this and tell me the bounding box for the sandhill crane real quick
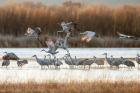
[45,54,56,68]
[3,52,19,60]
[25,27,41,38]
[41,49,58,56]
[103,53,122,68]
[74,56,83,64]
[121,57,135,68]
[117,32,136,39]
[63,54,85,68]
[103,53,114,68]
[17,60,28,68]
[65,54,74,63]
[25,27,46,47]
[111,55,123,66]
[45,54,63,69]
[93,56,105,67]
[81,57,96,69]
[136,54,140,68]
[71,56,79,66]
[80,31,96,42]
[63,54,86,69]
[123,60,135,68]
[41,38,59,55]
[32,55,49,69]
[75,56,96,69]
[58,21,77,33]
[56,32,70,53]
[42,32,70,55]
[54,58,63,69]
[63,54,74,68]
[2,60,10,68]
[63,56,72,66]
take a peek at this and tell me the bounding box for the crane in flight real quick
[25,27,41,38]
[117,32,136,39]
[80,31,96,42]
[57,21,77,33]
[41,38,59,55]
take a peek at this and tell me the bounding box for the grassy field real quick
[0,81,139,93]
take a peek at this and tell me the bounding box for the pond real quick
[0,48,139,83]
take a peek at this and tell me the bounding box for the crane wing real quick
[26,27,35,34]
[117,32,135,38]
[45,41,54,48]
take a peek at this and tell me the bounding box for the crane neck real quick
[75,56,77,62]
[93,57,96,61]
[34,56,38,60]
[104,54,108,60]
[48,55,52,62]
[64,56,68,61]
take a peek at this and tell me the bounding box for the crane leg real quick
[89,65,90,70]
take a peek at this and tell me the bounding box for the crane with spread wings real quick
[57,21,77,33]
[117,32,136,39]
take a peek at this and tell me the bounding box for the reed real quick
[0,2,139,37]
[0,2,140,47]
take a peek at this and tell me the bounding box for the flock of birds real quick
[1,21,139,69]
[1,51,140,69]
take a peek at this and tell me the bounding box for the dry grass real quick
[0,2,140,37]
[0,2,140,47]
[0,81,139,93]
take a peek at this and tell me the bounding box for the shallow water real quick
[0,48,140,59]
[0,64,140,83]
[0,48,140,83]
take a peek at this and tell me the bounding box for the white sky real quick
[0,0,140,5]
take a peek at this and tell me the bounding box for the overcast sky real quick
[1,0,140,5]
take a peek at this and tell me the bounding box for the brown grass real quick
[0,81,139,93]
[0,2,140,37]
[0,2,140,47]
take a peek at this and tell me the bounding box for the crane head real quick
[47,54,51,57]
[41,49,46,52]
[32,55,37,57]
